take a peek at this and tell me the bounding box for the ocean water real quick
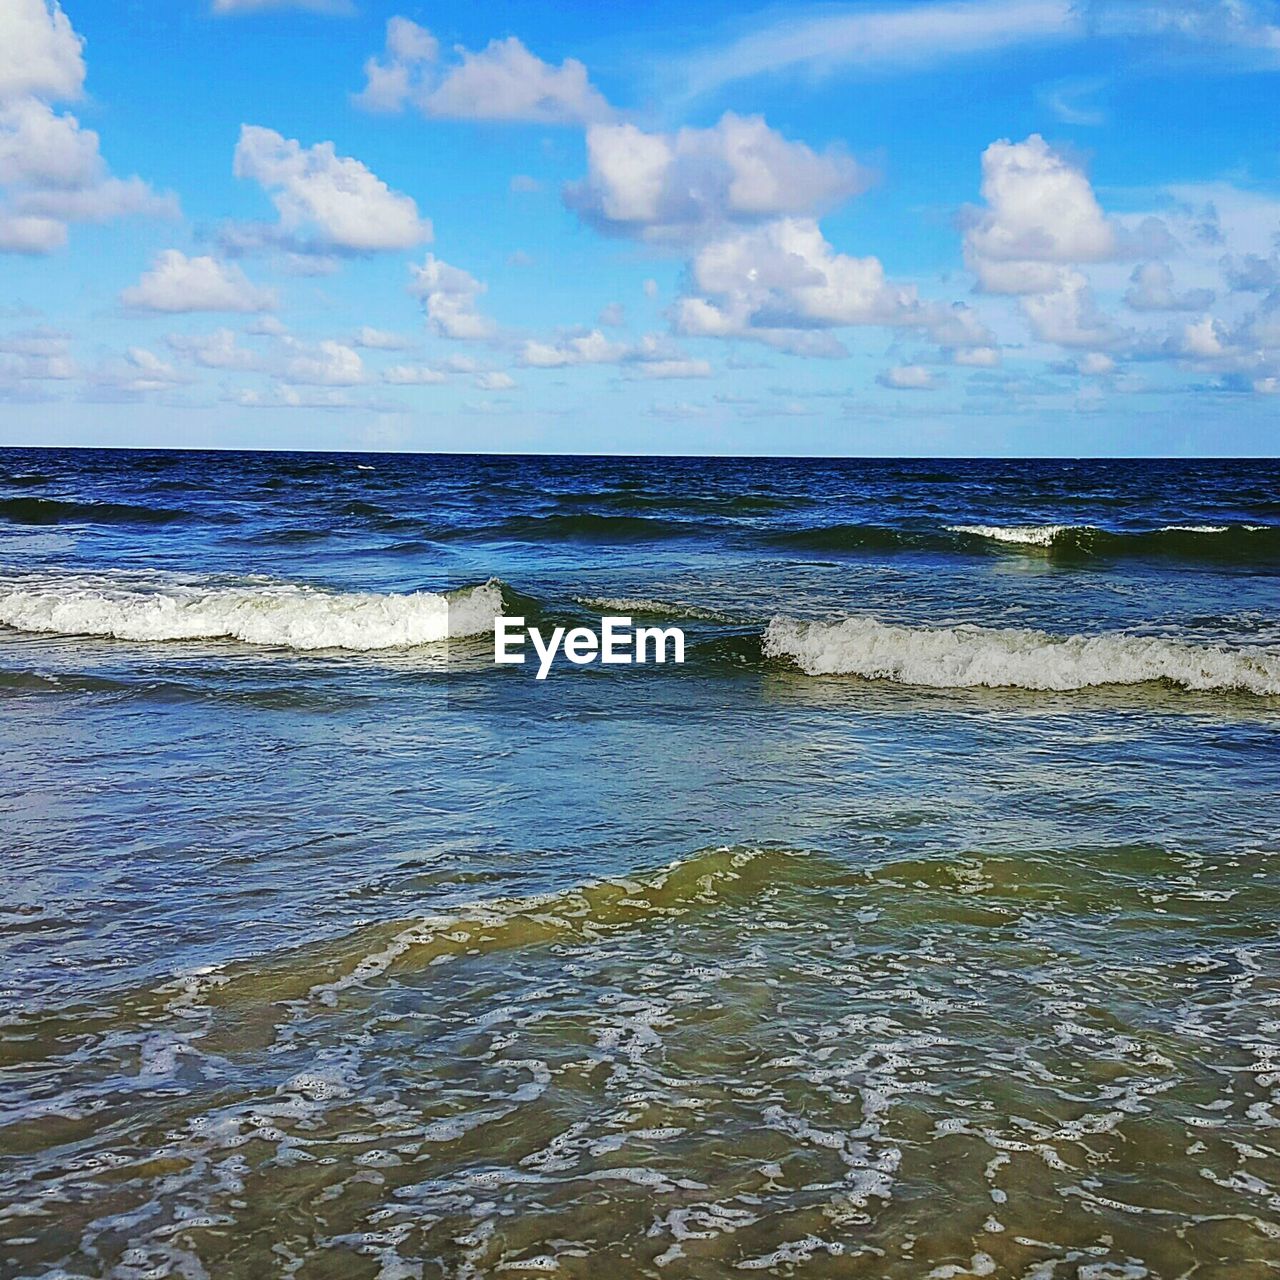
[2,448,1279,1279]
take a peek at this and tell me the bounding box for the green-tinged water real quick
[6,843,1280,1277]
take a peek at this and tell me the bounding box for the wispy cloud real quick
[672,0,1280,103]
[1039,76,1108,125]
[673,0,1078,101]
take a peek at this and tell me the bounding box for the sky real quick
[0,0,1278,456]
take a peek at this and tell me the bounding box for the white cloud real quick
[670,216,992,358]
[0,96,174,256]
[1085,0,1280,67]
[0,325,69,358]
[1180,314,1230,359]
[521,329,627,368]
[89,346,190,396]
[1079,351,1115,375]
[953,345,1001,366]
[1020,269,1118,348]
[407,254,495,340]
[0,212,65,253]
[598,302,626,327]
[633,358,712,379]
[281,338,366,385]
[121,251,276,313]
[673,0,1280,105]
[0,325,74,382]
[675,0,1076,100]
[674,217,920,337]
[475,371,515,391]
[247,315,287,336]
[233,125,431,253]
[353,326,415,350]
[0,8,174,255]
[1041,76,1107,126]
[0,0,85,104]
[355,18,610,124]
[519,328,710,377]
[0,95,97,186]
[964,134,1117,291]
[232,386,369,410]
[878,364,935,390]
[382,363,446,385]
[567,113,867,243]
[1124,260,1215,311]
[166,328,263,370]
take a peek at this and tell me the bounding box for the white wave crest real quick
[949,524,1075,546]
[764,615,1280,695]
[0,574,504,651]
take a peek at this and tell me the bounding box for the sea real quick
[2,449,1279,1279]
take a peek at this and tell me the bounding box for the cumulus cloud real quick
[232,125,431,253]
[121,250,276,313]
[166,327,263,370]
[382,363,446,385]
[666,216,995,359]
[0,4,175,254]
[355,17,610,124]
[673,217,920,337]
[953,345,1002,367]
[519,328,711,377]
[963,134,1118,290]
[353,326,415,350]
[0,95,174,255]
[88,346,191,398]
[1021,268,1118,347]
[280,337,366,385]
[1124,260,1215,311]
[877,364,935,390]
[0,326,75,384]
[407,254,495,339]
[0,0,85,103]
[522,329,627,368]
[567,113,868,243]
[1179,314,1231,359]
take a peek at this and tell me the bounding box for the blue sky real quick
[0,0,1278,455]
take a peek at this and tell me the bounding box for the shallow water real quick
[2,450,1279,1278]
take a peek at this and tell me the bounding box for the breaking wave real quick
[949,523,1072,546]
[949,522,1280,561]
[764,614,1280,695]
[0,573,504,651]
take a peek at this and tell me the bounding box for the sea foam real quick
[764,615,1280,694]
[0,574,504,651]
